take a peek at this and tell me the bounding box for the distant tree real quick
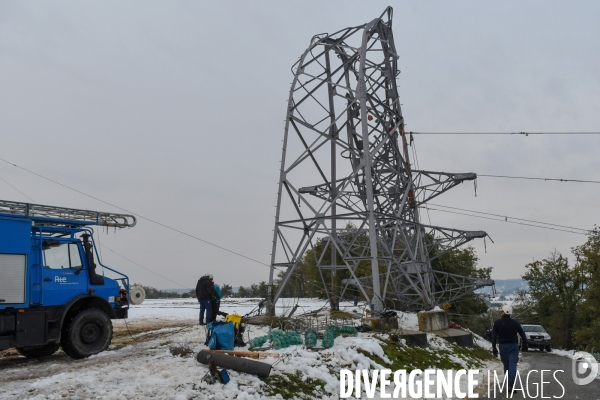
[221,284,233,298]
[522,251,584,349]
[272,224,492,330]
[237,286,249,298]
[257,281,269,298]
[181,289,195,299]
[572,227,600,349]
[132,283,182,299]
[274,224,373,300]
[429,245,492,335]
[250,283,260,297]
[512,289,537,324]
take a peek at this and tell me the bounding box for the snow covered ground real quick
[0,298,503,399]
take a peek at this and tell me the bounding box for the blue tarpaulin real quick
[205,321,234,350]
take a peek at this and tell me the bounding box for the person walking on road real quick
[196,274,215,325]
[491,305,528,391]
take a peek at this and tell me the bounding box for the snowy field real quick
[0,298,550,399]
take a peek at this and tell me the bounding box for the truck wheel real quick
[61,308,113,359]
[16,342,60,358]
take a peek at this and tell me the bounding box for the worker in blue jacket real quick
[210,281,223,322]
[491,305,528,391]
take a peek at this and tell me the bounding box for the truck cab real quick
[0,200,141,359]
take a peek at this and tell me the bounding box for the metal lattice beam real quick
[268,7,493,315]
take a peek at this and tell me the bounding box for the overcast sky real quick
[1,1,599,290]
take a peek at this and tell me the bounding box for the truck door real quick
[41,242,88,306]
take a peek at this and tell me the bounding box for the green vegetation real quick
[235,281,268,298]
[261,372,327,399]
[431,246,492,330]
[274,224,492,310]
[132,283,192,299]
[517,227,600,350]
[258,336,494,399]
[360,337,493,372]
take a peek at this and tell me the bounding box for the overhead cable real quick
[425,206,590,235]
[102,244,192,290]
[478,174,600,184]
[0,157,331,294]
[0,175,36,202]
[427,203,591,233]
[0,157,272,269]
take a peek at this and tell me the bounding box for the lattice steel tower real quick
[268,8,493,315]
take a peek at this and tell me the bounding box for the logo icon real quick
[572,351,598,386]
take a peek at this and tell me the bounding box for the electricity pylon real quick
[268,7,493,315]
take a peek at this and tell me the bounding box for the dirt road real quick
[0,319,203,399]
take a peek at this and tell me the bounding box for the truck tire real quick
[61,308,113,359]
[16,342,61,358]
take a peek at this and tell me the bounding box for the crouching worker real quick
[196,274,214,325]
[491,305,528,391]
[211,282,228,322]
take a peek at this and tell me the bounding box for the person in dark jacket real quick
[491,305,528,390]
[196,274,215,325]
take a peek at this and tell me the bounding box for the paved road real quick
[482,349,600,399]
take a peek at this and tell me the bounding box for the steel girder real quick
[268,7,493,314]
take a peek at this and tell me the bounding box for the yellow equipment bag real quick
[225,314,242,330]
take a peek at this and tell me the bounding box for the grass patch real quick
[169,343,194,358]
[114,329,146,338]
[261,371,327,399]
[358,336,493,372]
[451,342,496,366]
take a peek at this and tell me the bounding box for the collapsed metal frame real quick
[268,7,493,315]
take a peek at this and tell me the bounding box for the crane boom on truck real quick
[0,199,144,359]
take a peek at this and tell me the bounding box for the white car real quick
[520,324,552,352]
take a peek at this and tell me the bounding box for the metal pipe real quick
[196,350,272,378]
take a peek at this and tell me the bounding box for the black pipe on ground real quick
[196,350,272,378]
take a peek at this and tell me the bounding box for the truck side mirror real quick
[42,239,61,250]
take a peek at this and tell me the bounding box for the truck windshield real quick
[43,243,83,269]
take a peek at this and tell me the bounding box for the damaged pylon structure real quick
[268,7,494,315]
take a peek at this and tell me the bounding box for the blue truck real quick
[0,199,143,359]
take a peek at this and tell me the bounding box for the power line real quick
[101,244,192,290]
[0,157,332,294]
[409,131,600,135]
[0,157,273,269]
[0,175,36,202]
[425,206,590,235]
[0,158,339,297]
[478,174,600,184]
[427,203,591,233]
